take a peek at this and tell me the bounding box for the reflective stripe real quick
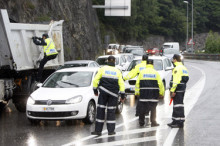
[107,120,116,124]
[127,74,131,80]
[176,91,185,92]
[97,104,106,108]
[140,87,159,90]
[96,119,105,123]
[139,99,158,102]
[174,104,184,108]
[102,75,118,79]
[93,87,97,90]
[107,106,116,109]
[99,86,118,98]
[170,81,185,85]
[172,117,185,120]
[120,91,125,94]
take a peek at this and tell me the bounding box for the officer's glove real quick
[93,88,98,96]
[120,93,126,103]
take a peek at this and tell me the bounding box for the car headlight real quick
[66,95,83,104]
[27,96,35,105]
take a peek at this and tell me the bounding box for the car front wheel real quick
[83,101,96,124]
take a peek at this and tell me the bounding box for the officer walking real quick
[32,34,58,82]
[91,56,125,136]
[124,55,148,116]
[167,54,189,128]
[135,59,164,127]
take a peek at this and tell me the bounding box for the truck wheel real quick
[83,101,96,124]
[13,96,27,112]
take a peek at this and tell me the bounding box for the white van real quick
[162,42,184,62]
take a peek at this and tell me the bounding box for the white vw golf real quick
[26,67,99,124]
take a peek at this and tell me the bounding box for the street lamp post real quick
[183,1,189,51]
[191,0,194,52]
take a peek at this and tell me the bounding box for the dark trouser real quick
[136,97,140,115]
[139,102,157,125]
[37,54,57,82]
[172,92,185,125]
[95,90,118,133]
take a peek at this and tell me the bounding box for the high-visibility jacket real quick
[170,62,189,92]
[135,64,164,101]
[44,38,58,56]
[124,61,147,80]
[93,65,125,96]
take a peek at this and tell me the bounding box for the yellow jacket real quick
[124,61,147,80]
[44,38,58,56]
[93,65,125,94]
[170,62,189,92]
[135,64,164,100]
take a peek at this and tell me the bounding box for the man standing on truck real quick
[32,34,58,82]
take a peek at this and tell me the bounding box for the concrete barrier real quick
[183,53,220,61]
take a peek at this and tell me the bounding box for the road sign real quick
[105,0,131,16]
[187,38,195,45]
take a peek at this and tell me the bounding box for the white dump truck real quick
[0,9,64,112]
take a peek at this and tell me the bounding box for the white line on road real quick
[62,117,139,146]
[84,136,157,146]
[95,126,167,139]
[163,64,206,146]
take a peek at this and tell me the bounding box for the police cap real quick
[147,59,153,64]
[42,33,49,38]
[108,55,115,62]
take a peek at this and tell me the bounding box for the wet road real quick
[1,59,220,146]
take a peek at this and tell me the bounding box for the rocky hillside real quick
[0,0,101,61]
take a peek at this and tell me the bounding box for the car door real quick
[163,58,173,89]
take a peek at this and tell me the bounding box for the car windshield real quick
[96,57,119,65]
[127,59,163,71]
[163,49,180,55]
[43,71,93,88]
[59,63,88,69]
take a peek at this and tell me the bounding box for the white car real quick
[123,56,173,94]
[26,67,99,124]
[96,54,127,71]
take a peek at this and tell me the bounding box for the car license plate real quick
[43,107,54,111]
[130,87,135,91]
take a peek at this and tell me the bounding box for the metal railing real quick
[183,53,220,61]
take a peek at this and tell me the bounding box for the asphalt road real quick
[1,59,220,146]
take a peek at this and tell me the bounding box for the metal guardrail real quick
[183,53,220,61]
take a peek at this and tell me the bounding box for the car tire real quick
[28,118,40,125]
[83,101,96,124]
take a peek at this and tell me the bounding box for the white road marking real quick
[163,64,206,146]
[62,117,139,146]
[85,136,157,146]
[95,126,167,139]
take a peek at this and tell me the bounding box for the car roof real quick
[64,60,94,64]
[97,54,123,58]
[56,67,99,73]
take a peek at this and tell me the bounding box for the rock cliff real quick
[0,0,101,61]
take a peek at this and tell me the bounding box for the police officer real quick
[32,34,58,82]
[167,54,189,128]
[124,55,148,116]
[91,56,125,136]
[135,59,164,127]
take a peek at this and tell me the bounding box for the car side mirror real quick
[165,67,173,71]
[37,83,43,87]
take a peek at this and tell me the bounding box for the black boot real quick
[91,131,102,136]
